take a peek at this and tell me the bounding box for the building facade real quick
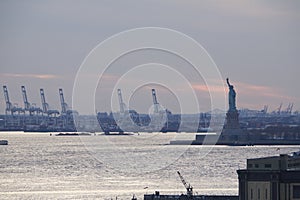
[237,152,300,200]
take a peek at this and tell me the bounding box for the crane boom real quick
[277,103,282,115]
[152,89,159,113]
[3,86,12,114]
[290,103,294,114]
[286,103,294,114]
[3,86,12,112]
[40,89,49,113]
[263,105,268,114]
[3,86,25,115]
[177,171,193,197]
[21,86,30,110]
[40,89,59,116]
[117,89,126,113]
[59,88,67,114]
[58,88,77,115]
[20,86,43,115]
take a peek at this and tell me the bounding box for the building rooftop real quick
[246,151,300,171]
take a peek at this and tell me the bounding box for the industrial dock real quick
[1,83,300,146]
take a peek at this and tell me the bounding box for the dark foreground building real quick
[144,171,238,200]
[144,191,238,200]
[237,152,300,200]
[143,152,300,200]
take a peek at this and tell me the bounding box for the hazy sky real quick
[0,0,299,114]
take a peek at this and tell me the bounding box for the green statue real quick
[226,78,236,111]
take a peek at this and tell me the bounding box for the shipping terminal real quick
[0,79,300,145]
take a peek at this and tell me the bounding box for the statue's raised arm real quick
[226,78,231,87]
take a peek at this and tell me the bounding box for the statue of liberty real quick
[226,78,236,111]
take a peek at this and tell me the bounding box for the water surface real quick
[0,132,298,199]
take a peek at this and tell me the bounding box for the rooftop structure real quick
[246,152,300,171]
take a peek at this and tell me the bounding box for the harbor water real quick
[0,132,299,199]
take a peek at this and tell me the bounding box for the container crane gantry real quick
[286,103,294,115]
[59,88,78,115]
[40,88,59,116]
[117,89,126,114]
[2,86,24,115]
[59,88,68,114]
[152,89,160,114]
[262,105,268,114]
[21,86,42,115]
[277,103,283,115]
[3,85,13,114]
[21,86,30,112]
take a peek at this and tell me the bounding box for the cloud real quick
[235,81,293,100]
[192,84,225,93]
[192,80,294,101]
[1,73,60,79]
[236,82,272,92]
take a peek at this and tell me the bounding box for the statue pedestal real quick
[220,109,248,144]
[224,110,240,129]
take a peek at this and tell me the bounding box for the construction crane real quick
[177,171,193,198]
[21,86,42,115]
[117,89,126,114]
[40,88,59,116]
[2,86,24,115]
[152,89,160,113]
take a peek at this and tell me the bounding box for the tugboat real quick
[0,140,8,145]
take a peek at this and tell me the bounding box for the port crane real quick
[59,88,68,114]
[40,88,59,116]
[117,89,140,124]
[3,86,12,114]
[117,89,126,114]
[286,103,294,115]
[177,171,193,198]
[262,105,268,114]
[277,103,283,115]
[59,88,78,115]
[152,89,160,113]
[2,86,24,115]
[21,86,42,115]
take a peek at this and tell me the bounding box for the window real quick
[289,162,300,168]
[258,188,260,199]
[250,189,253,199]
[265,164,272,168]
[293,185,300,198]
[255,164,259,168]
[248,164,253,168]
[265,188,268,199]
